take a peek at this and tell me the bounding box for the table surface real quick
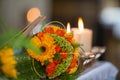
[77,61,118,80]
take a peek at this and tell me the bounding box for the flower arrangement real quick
[26,25,80,79]
[0,17,82,79]
[0,16,106,80]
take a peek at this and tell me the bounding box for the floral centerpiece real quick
[26,24,81,79]
[0,16,105,80]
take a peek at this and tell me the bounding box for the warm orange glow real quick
[27,8,41,23]
[67,22,71,33]
[78,17,84,31]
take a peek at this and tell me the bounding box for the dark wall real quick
[52,0,102,46]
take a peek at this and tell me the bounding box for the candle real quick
[67,22,71,33]
[65,22,73,39]
[72,18,93,52]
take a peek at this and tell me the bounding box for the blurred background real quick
[0,0,120,79]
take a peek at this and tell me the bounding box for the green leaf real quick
[15,53,40,80]
[44,60,49,66]
[72,43,80,48]
[0,28,20,48]
[54,53,61,60]
[24,40,43,55]
[59,72,76,80]
[32,59,47,78]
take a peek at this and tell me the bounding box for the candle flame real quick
[78,17,84,31]
[67,22,71,33]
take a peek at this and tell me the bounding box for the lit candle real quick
[67,22,71,33]
[72,18,93,52]
[65,22,73,38]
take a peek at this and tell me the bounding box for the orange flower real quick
[66,68,70,73]
[64,33,75,44]
[69,57,77,68]
[44,27,54,34]
[51,25,61,32]
[53,60,61,64]
[55,29,65,36]
[60,52,67,59]
[55,46,61,53]
[45,62,57,76]
[66,57,78,74]
[37,32,44,39]
[65,38,72,44]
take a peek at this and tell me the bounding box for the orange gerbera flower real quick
[27,33,56,65]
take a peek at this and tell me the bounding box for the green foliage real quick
[59,66,84,80]
[59,72,76,80]
[0,28,20,48]
[72,43,80,48]
[32,59,47,79]
[44,60,49,66]
[54,53,61,60]
[15,53,40,80]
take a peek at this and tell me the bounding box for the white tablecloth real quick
[77,61,118,80]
